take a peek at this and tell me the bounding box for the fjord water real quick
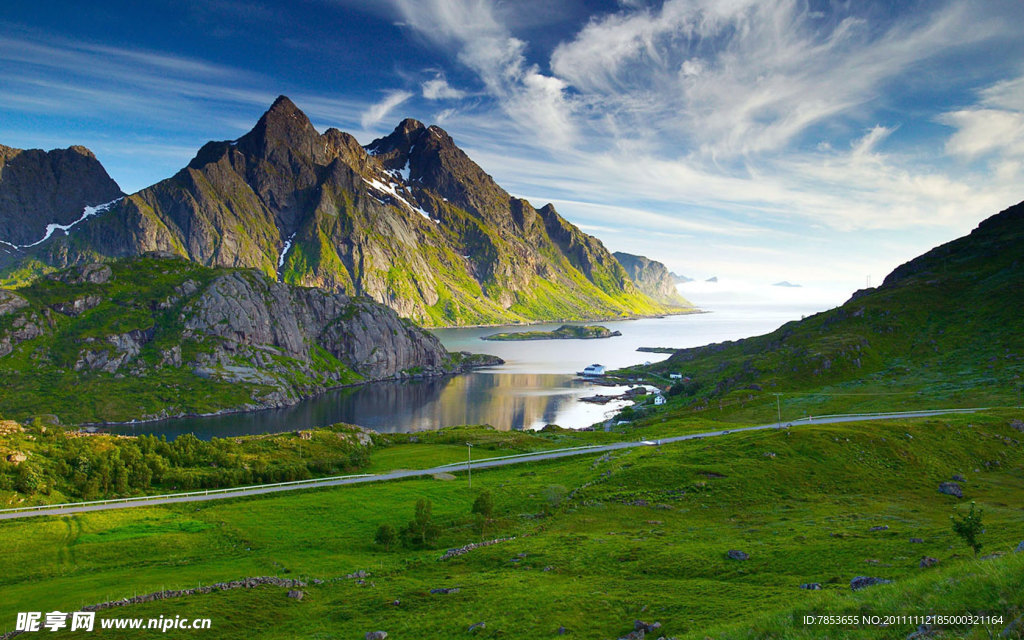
[109,301,829,439]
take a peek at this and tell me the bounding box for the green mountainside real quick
[627,200,1024,420]
[0,97,681,327]
[613,251,694,307]
[0,255,494,424]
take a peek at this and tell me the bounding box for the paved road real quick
[0,408,981,521]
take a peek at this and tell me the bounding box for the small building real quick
[653,394,666,406]
[580,364,606,377]
[669,373,683,380]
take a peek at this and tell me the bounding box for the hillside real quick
[629,200,1024,419]
[0,97,680,326]
[0,255,495,424]
[1,412,1022,638]
[612,251,694,307]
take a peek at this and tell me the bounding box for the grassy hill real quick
[623,201,1024,424]
[0,411,1022,638]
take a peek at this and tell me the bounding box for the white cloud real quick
[941,74,1024,159]
[391,0,576,146]
[422,76,464,100]
[360,90,414,128]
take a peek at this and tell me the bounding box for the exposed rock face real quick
[0,256,497,422]
[2,97,673,326]
[0,144,122,246]
[613,251,693,308]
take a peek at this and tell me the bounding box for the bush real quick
[402,498,441,548]
[951,501,984,556]
[374,524,398,550]
[471,490,494,518]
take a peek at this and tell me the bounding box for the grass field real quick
[1,410,1022,639]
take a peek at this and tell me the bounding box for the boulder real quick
[429,587,460,594]
[799,583,822,590]
[850,576,892,590]
[1016,541,1024,553]
[365,632,388,640]
[909,538,924,544]
[634,620,662,633]
[952,474,966,482]
[869,525,889,531]
[938,482,963,498]
[919,557,939,568]
[286,590,304,600]
[468,622,486,632]
[727,550,749,561]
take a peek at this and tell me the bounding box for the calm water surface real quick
[109,302,827,439]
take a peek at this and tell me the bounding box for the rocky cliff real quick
[0,144,122,248]
[612,252,693,308]
[0,97,677,326]
[0,255,497,423]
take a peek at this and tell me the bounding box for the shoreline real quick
[426,307,707,330]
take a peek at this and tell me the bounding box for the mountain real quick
[773,281,801,288]
[670,272,693,284]
[0,254,497,423]
[640,200,1024,406]
[0,96,675,326]
[0,144,122,248]
[612,251,694,308]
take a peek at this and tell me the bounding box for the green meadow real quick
[1,410,1022,639]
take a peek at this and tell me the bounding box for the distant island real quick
[482,324,622,341]
[773,281,802,287]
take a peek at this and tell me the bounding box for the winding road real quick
[0,408,981,521]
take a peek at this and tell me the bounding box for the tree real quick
[402,498,441,548]
[374,524,398,551]
[471,491,494,519]
[951,501,984,556]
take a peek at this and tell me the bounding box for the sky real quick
[2,0,1024,309]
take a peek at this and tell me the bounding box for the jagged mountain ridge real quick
[1,96,676,326]
[612,251,693,308]
[0,255,497,423]
[0,144,122,248]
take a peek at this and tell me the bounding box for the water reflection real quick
[108,372,631,440]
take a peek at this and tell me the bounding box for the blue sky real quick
[3,0,1024,307]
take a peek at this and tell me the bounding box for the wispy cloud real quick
[360,90,415,128]
[391,0,576,146]
[422,74,464,100]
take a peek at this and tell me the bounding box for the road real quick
[0,408,981,521]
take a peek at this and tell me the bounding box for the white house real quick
[654,394,666,405]
[580,364,606,376]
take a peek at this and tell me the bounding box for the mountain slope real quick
[0,254,495,423]
[0,97,677,326]
[0,144,122,247]
[612,251,694,308]
[635,200,1024,410]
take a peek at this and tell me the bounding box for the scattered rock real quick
[1001,615,1023,638]
[799,583,822,590]
[1015,541,1024,553]
[5,451,27,465]
[543,566,553,572]
[557,625,568,635]
[429,588,460,595]
[910,538,924,544]
[286,590,304,600]
[1010,419,1024,433]
[391,600,400,606]
[634,620,662,634]
[869,525,889,532]
[468,622,486,632]
[439,537,515,561]
[980,552,1004,561]
[906,623,934,639]
[850,576,892,590]
[763,452,776,458]
[365,632,388,640]
[952,474,966,482]
[727,550,749,561]
[938,482,963,498]
[346,570,369,580]
[919,557,939,568]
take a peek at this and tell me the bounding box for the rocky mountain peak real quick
[237,94,320,158]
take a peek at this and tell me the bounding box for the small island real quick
[482,324,622,341]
